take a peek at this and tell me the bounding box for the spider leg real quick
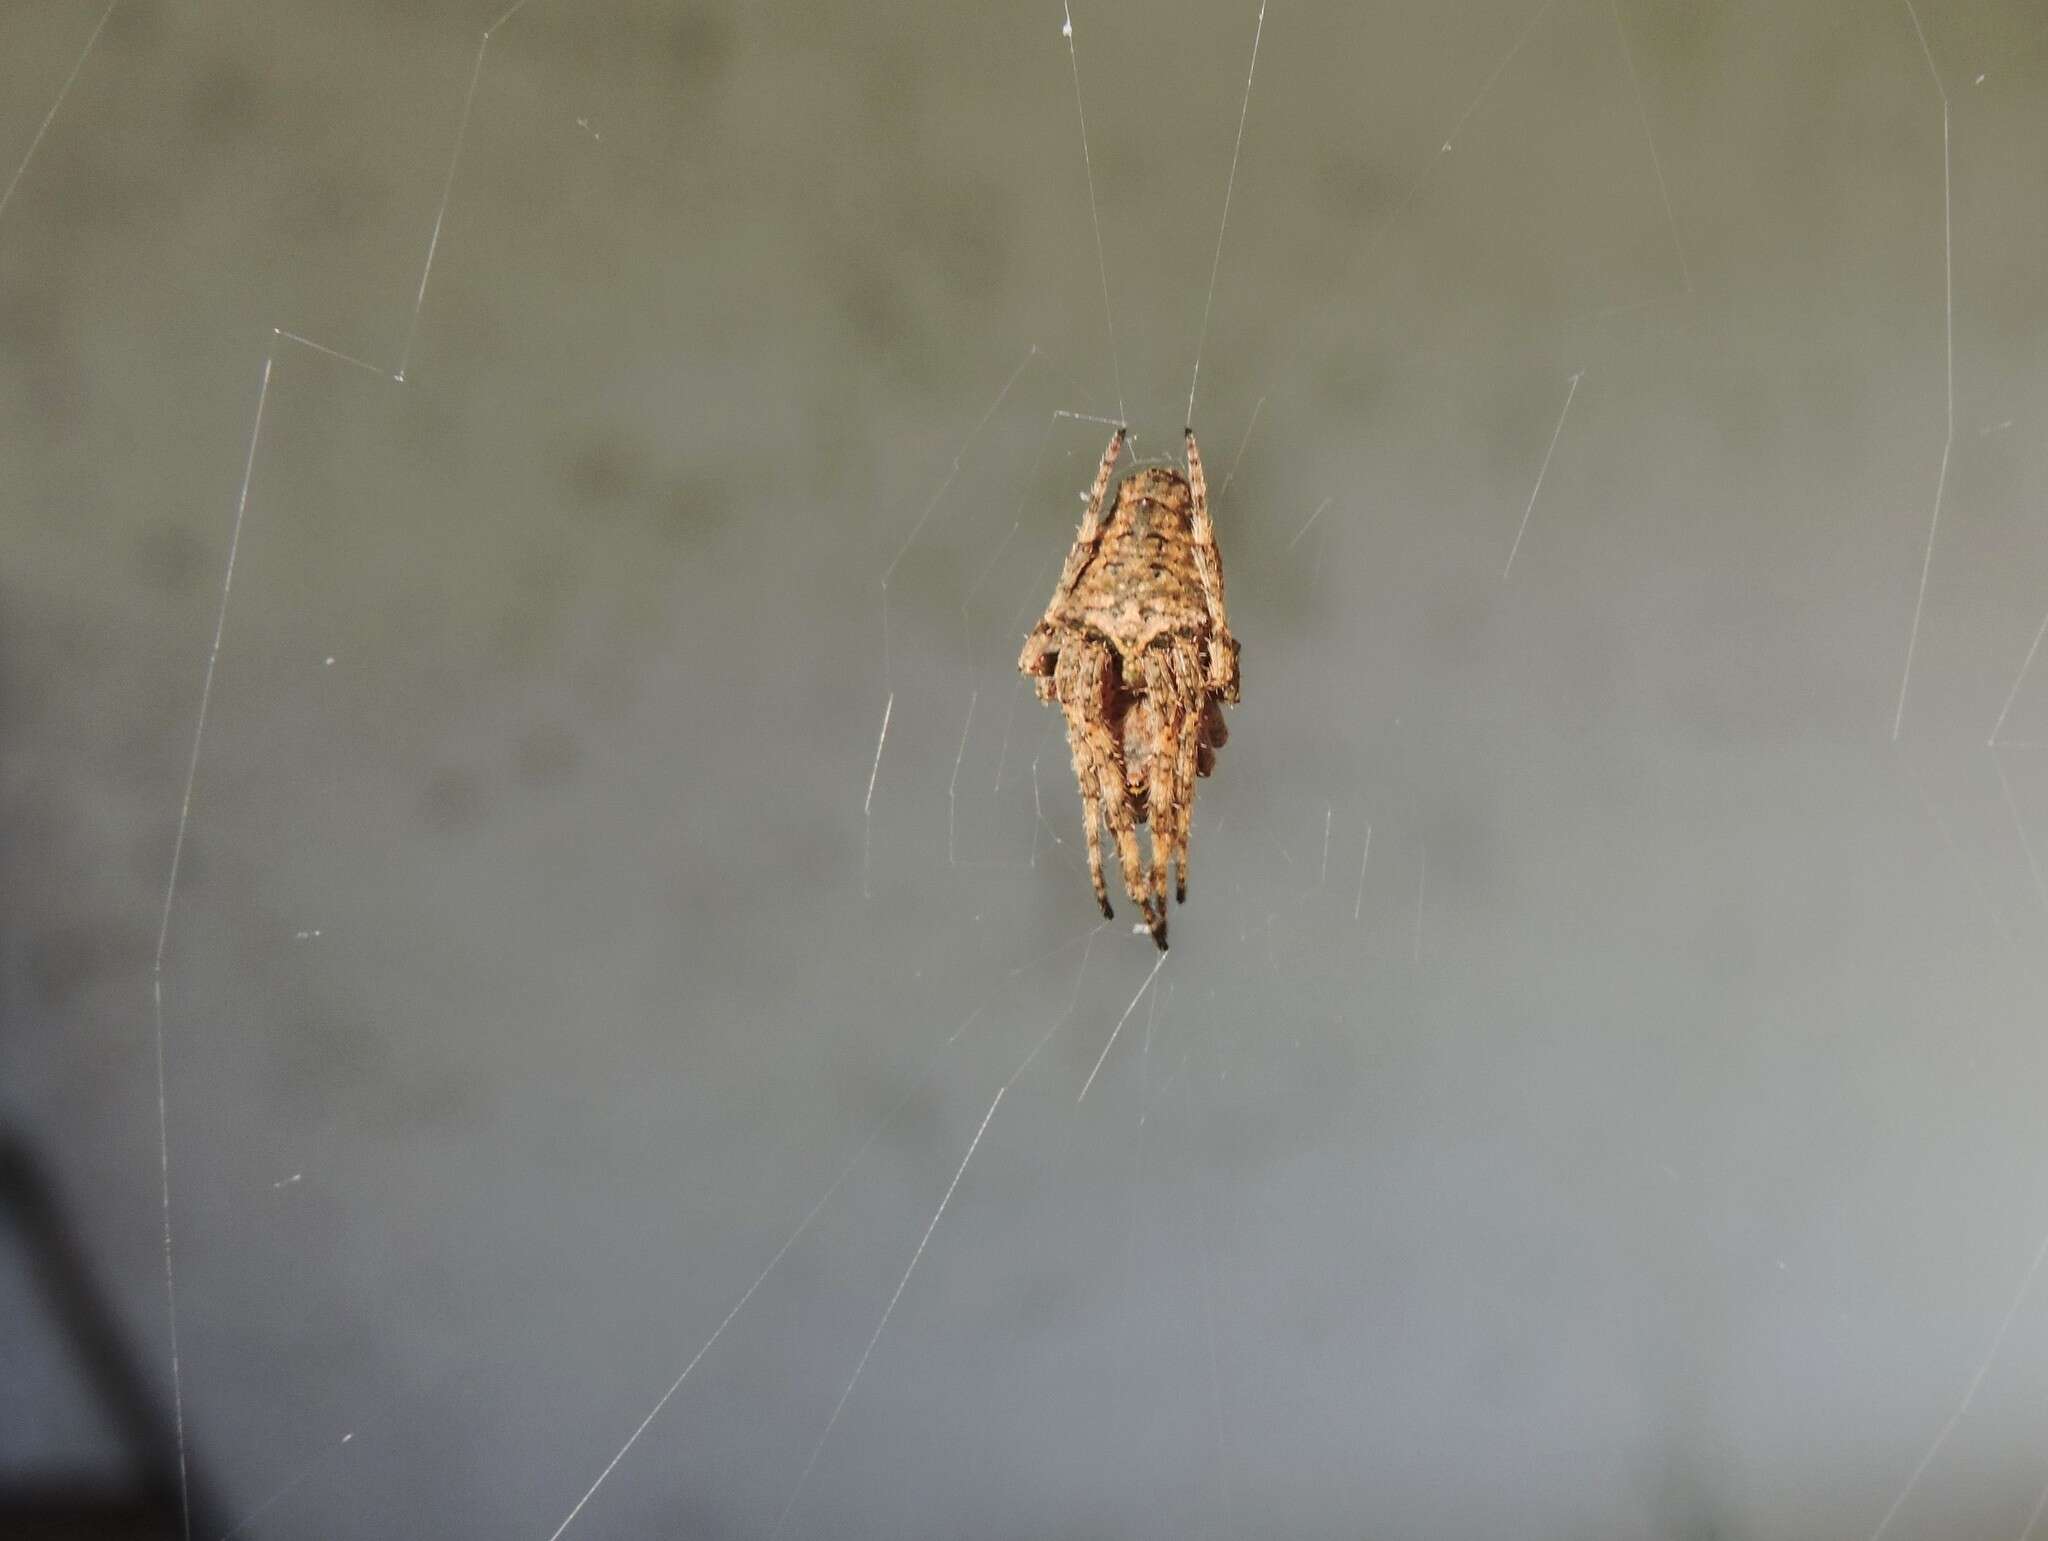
[1071,739,1114,918]
[1174,740,1198,902]
[1098,749,1161,948]
[1140,647,1191,930]
[1054,429,1126,607]
[1056,640,1117,919]
[1072,645,1160,946]
[1194,698,1225,779]
[1183,429,1241,703]
[1019,428,1127,686]
[1168,636,1208,904]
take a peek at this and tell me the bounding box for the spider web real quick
[8,1,2048,1538]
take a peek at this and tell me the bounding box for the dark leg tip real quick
[1176,883,1187,904]
[1098,898,1114,920]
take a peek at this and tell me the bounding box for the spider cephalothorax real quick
[1019,428,1240,950]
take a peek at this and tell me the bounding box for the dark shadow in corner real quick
[0,1128,224,1540]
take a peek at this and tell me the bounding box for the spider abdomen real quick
[1067,473,1211,658]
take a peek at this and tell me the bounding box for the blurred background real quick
[6,0,2048,1535]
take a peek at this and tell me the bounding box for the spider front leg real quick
[1183,429,1241,703]
[1051,428,1126,605]
[1031,430,1126,653]
[1021,427,1126,700]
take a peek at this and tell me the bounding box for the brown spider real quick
[1019,427,1240,950]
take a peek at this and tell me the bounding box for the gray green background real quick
[6,0,2048,1536]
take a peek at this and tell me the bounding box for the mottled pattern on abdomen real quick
[1065,474,1209,656]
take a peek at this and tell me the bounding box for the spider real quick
[1019,427,1240,950]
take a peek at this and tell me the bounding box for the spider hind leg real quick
[1140,646,1191,934]
[1063,725,1115,921]
[1168,636,1212,905]
[1057,636,1157,933]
